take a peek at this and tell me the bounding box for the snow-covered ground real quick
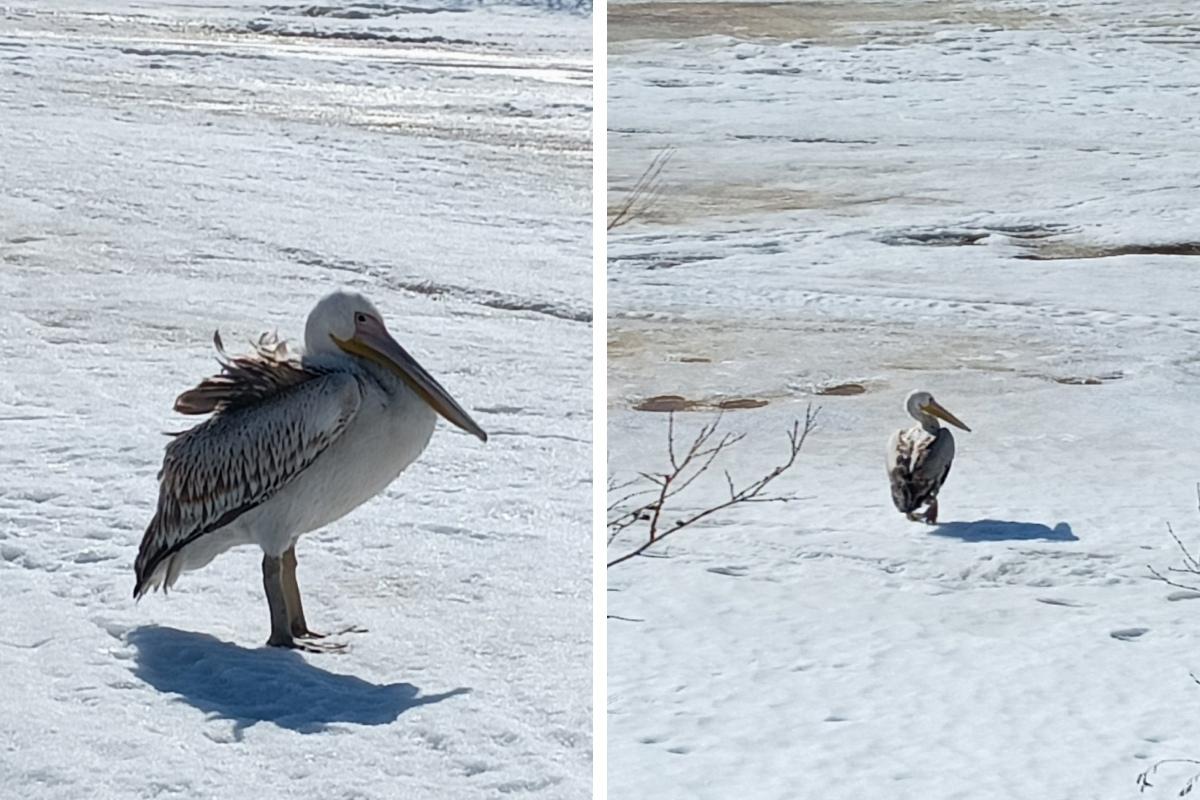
[0,2,590,797]
[608,2,1200,798]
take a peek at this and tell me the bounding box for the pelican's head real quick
[306,291,488,442]
[905,390,971,432]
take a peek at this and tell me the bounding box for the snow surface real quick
[608,2,1200,798]
[0,2,590,797]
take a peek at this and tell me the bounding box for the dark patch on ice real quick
[816,382,866,396]
[1053,371,1123,386]
[878,223,1071,248]
[447,289,590,323]
[717,397,767,409]
[648,78,696,88]
[719,396,763,409]
[118,47,276,61]
[274,246,590,323]
[633,394,768,412]
[610,251,720,270]
[741,67,806,75]
[234,21,478,46]
[246,0,593,30]
[127,626,468,734]
[707,565,749,577]
[1016,241,1200,261]
[268,3,470,17]
[729,133,875,145]
[634,394,697,412]
[932,519,1077,542]
[880,228,989,247]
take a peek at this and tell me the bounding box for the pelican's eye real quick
[355,312,368,324]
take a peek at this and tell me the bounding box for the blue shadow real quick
[931,519,1077,542]
[127,626,468,735]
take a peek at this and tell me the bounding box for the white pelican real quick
[134,291,487,651]
[886,390,970,524]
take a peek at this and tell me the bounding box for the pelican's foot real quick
[267,633,348,654]
[294,625,368,640]
[291,638,348,654]
[924,500,939,525]
[905,512,921,522]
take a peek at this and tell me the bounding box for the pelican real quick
[886,390,970,524]
[134,290,487,651]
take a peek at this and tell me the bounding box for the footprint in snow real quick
[1036,597,1090,608]
[707,565,749,577]
[1110,627,1149,641]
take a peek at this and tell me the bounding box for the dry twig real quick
[607,148,674,231]
[607,406,818,567]
[1140,486,1200,795]
[1146,485,1200,593]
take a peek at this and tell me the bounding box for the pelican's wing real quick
[887,428,917,512]
[913,428,956,499]
[172,331,308,415]
[887,427,956,512]
[134,364,362,597]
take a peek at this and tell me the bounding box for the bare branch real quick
[1171,520,1200,573]
[607,147,674,231]
[1148,520,1200,592]
[607,405,820,568]
[1141,496,1200,795]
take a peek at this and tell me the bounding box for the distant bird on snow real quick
[886,390,970,524]
[134,291,487,652]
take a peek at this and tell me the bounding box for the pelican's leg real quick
[281,546,316,639]
[264,551,346,654]
[262,553,295,648]
[281,546,366,643]
[924,499,939,525]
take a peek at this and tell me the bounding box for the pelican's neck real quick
[354,355,408,401]
[913,411,940,435]
[301,351,400,396]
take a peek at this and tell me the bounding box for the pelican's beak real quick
[335,323,488,443]
[921,400,971,432]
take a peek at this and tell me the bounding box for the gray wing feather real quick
[888,427,955,512]
[173,331,309,415]
[910,429,955,507]
[134,370,362,596]
[888,428,916,512]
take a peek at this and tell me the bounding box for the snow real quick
[0,1,590,797]
[608,1,1200,798]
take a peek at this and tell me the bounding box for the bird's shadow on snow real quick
[931,519,1077,542]
[126,626,468,735]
